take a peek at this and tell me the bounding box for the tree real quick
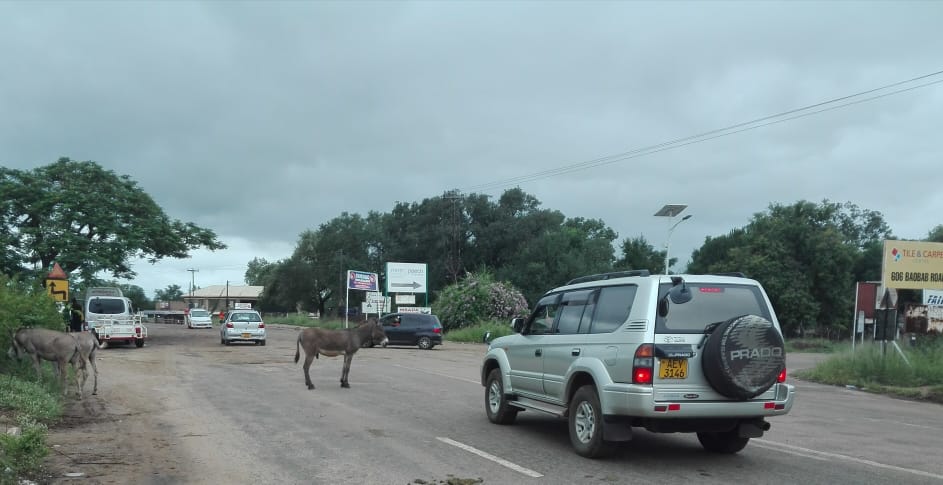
[616,235,667,274]
[0,158,226,282]
[928,225,943,243]
[154,284,184,302]
[245,257,277,286]
[119,284,152,311]
[688,200,892,337]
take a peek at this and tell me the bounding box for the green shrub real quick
[796,340,943,392]
[433,272,529,331]
[0,275,66,362]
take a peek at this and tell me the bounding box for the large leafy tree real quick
[616,235,668,274]
[0,158,225,282]
[688,200,892,337]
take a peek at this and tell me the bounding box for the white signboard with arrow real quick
[386,262,427,294]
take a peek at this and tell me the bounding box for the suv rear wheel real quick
[568,385,612,458]
[485,369,518,424]
[697,430,749,454]
[417,336,433,350]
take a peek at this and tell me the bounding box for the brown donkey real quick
[294,320,388,389]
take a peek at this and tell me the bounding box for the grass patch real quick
[795,339,943,404]
[264,315,347,329]
[0,363,64,483]
[785,338,840,353]
[445,321,514,344]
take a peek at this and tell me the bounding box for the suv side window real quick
[527,294,560,335]
[555,290,594,335]
[589,285,637,333]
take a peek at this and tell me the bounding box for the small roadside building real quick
[184,285,264,312]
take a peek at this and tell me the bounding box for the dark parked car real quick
[377,313,443,349]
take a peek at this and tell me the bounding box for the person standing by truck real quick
[69,298,84,333]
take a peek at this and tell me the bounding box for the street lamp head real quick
[681,214,692,221]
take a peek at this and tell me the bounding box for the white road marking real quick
[437,437,543,478]
[754,439,943,480]
[392,364,479,384]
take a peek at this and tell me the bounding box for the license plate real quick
[241,333,252,339]
[658,358,688,379]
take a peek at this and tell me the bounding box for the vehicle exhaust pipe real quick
[738,418,770,438]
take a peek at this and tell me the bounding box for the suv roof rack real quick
[566,270,651,285]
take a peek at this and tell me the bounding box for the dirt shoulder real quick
[38,326,215,484]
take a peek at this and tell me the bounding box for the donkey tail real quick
[294,334,301,364]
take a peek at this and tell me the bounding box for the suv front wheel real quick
[569,385,612,458]
[697,430,749,454]
[485,369,518,424]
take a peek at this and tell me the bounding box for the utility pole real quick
[187,268,199,297]
[444,189,462,283]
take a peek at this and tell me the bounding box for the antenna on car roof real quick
[566,270,651,285]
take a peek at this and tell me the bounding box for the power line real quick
[461,69,943,193]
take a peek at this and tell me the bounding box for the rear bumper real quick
[222,329,266,340]
[600,382,795,418]
[95,325,148,341]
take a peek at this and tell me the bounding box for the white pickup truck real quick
[84,287,148,348]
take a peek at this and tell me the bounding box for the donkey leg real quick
[303,353,317,390]
[89,353,99,395]
[340,354,352,388]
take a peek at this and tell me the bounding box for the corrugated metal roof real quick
[187,285,264,299]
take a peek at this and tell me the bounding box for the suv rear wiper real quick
[697,321,725,349]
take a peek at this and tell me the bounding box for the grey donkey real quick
[9,327,82,397]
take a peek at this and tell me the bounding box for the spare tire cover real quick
[701,314,785,400]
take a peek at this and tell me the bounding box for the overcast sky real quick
[2,1,941,297]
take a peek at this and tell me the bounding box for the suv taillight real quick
[433,327,442,334]
[225,322,234,328]
[633,343,654,384]
[258,322,265,328]
[777,368,787,383]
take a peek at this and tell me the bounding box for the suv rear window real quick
[655,283,772,333]
[88,298,127,315]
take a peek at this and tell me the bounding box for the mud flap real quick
[602,417,634,442]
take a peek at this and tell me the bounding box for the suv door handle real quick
[534,349,542,357]
[571,348,581,356]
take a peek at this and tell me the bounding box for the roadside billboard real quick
[385,262,427,293]
[881,240,943,290]
[924,289,943,306]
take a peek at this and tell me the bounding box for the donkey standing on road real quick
[8,327,82,397]
[294,319,389,389]
[70,331,101,397]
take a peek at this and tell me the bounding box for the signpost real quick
[346,270,379,328]
[44,262,69,303]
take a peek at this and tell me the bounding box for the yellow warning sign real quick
[45,279,69,302]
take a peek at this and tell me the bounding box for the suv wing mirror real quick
[511,317,525,333]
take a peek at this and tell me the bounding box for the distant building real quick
[184,285,264,312]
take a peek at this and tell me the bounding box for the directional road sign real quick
[385,262,427,294]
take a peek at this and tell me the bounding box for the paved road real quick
[52,323,943,484]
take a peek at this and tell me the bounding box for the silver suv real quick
[481,270,795,458]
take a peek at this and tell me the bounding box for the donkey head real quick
[367,321,389,348]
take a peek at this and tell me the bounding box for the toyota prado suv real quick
[480,270,795,458]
